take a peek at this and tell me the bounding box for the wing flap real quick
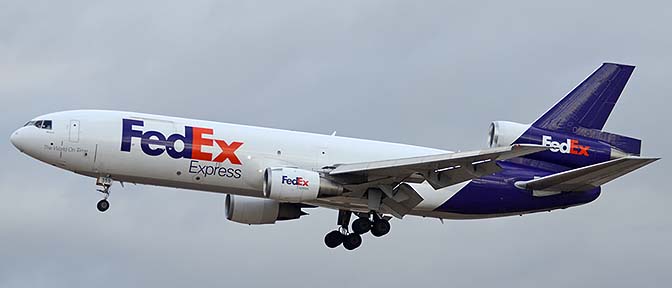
[515,156,659,192]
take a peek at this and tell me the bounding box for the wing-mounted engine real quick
[488,121,531,148]
[225,194,307,225]
[263,167,343,202]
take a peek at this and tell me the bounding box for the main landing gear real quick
[324,210,391,250]
[96,176,113,213]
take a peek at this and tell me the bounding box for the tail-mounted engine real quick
[263,167,343,203]
[488,121,639,168]
[488,121,531,148]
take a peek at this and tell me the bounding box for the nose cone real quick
[10,129,25,151]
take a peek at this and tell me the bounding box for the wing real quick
[514,156,659,192]
[319,144,547,218]
[329,144,548,190]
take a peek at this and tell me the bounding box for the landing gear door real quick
[69,120,80,143]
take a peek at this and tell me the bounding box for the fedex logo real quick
[541,135,590,157]
[121,119,243,164]
[282,176,309,187]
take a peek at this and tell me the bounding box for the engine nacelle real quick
[225,194,305,225]
[487,121,531,148]
[263,167,343,203]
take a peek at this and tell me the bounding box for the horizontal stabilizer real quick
[515,157,659,192]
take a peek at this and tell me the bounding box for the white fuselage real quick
[11,110,468,216]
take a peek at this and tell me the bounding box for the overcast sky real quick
[1,1,670,287]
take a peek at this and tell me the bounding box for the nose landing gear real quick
[323,210,391,250]
[95,176,113,212]
[96,199,110,212]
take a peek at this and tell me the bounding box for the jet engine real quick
[487,121,531,148]
[225,194,306,225]
[263,167,343,203]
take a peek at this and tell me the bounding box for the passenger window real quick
[42,120,52,130]
[34,121,43,128]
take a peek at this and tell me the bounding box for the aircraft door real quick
[61,119,96,172]
[69,120,80,142]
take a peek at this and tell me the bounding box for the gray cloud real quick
[1,1,670,287]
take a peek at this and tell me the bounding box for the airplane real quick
[10,63,658,250]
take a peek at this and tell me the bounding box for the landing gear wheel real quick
[371,219,390,237]
[324,230,344,248]
[97,199,110,212]
[342,233,362,250]
[95,176,113,213]
[352,217,372,234]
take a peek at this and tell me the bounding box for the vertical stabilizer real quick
[528,63,641,155]
[533,63,635,132]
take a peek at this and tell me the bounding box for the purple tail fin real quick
[531,63,641,155]
[533,63,634,131]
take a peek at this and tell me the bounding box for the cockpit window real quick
[24,120,53,130]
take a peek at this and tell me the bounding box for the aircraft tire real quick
[324,230,344,248]
[342,233,362,250]
[371,219,390,237]
[97,199,110,212]
[351,217,372,235]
